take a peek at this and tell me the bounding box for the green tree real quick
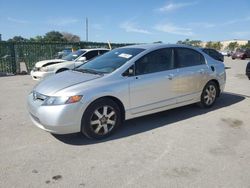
[213,42,223,51]
[8,36,28,42]
[177,39,202,47]
[226,42,239,51]
[205,41,222,50]
[241,41,250,49]
[29,35,44,42]
[43,31,66,42]
[205,41,213,48]
[61,32,80,42]
[189,40,202,47]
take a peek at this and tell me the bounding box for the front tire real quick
[199,81,218,108]
[81,98,122,139]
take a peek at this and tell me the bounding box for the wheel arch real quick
[206,79,221,97]
[85,96,126,121]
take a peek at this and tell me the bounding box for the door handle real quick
[198,69,205,74]
[166,74,174,80]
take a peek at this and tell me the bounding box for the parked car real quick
[201,48,224,62]
[31,48,109,80]
[27,44,226,139]
[220,51,231,57]
[56,49,72,59]
[246,62,250,80]
[231,49,250,60]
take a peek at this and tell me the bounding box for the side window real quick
[175,48,205,68]
[203,49,209,54]
[135,48,174,75]
[84,50,99,60]
[99,50,108,55]
[210,49,219,57]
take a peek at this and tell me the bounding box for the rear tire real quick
[199,81,218,108]
[81,98,122,139]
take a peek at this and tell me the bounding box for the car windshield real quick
[76,48,144,74]
[62,50,86,61]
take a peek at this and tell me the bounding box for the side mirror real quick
[122,66,134,77]
[78,56,87,62]
[128,68,134,75]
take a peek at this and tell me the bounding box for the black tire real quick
[81,98,122,139]
[199,81,219,108]
[56,68,68,73]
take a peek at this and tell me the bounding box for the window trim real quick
[122,64,135,77]
[134,48,175,76]
[84,50,99,60]
[173,47,206,68]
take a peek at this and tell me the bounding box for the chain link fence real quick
[0,41,132,74]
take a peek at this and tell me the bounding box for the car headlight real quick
[40,66,49,72]
[42,95,83,106]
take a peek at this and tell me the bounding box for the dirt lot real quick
[0,57,250,188]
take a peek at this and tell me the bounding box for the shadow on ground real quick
[53,92,245,145]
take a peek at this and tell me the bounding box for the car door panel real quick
[128,48,177,114]
[174,65,209,103]
[174,48,208,103]
[129,69,177,114]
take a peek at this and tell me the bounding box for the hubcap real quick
[90,106,116,135]
[204,85,216,105]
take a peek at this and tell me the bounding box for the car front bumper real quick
[27,93,85,134]
[30,70,54,80]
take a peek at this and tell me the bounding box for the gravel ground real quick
[0,57,250,188]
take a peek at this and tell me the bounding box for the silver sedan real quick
[27,44,226,139]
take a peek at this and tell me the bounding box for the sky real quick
[0,0,250,43]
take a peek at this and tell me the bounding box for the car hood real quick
[35,59,66,67]
[34,70,102,95]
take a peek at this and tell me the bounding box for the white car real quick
[31,48,109,80]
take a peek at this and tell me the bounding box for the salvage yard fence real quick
[0,41,132,74]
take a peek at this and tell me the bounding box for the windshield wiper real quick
[74,68,103,75]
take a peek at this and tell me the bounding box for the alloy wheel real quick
[90,106,117,135]
[204,85,217,105]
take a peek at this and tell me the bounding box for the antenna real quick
[86,17,88,42]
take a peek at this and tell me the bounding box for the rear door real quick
[173,48,209,103]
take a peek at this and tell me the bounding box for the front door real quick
[129,48,178,114]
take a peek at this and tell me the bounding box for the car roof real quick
[78,48,109,52]
[120,43,201,51]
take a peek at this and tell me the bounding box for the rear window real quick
[175,48,205,68]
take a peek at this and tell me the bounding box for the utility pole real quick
[86,17,88,42]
